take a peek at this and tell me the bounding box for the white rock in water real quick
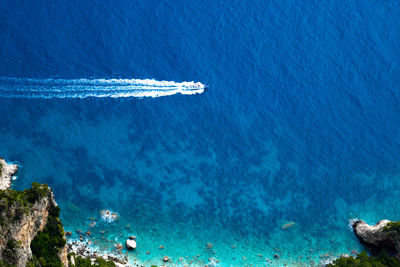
[0,158,18,190]
[352,219,391,246]
[126,239,137,250]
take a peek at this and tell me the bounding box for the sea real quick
[1,1,400,266]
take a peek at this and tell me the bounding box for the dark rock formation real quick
[352,219,398,258]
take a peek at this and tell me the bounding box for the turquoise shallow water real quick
[1,97,400,266]
[2,1,400,266]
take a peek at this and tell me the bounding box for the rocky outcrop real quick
[352,219,399,258]
[0,182,68,266]
[67,241,130,265]
[353,220,392,246]
[126,238,136,250]
[0,159,125,266]
[0,158,18,190]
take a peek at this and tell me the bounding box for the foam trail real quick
[0,77,205,98]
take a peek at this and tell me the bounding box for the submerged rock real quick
[115,243,123,250]
[281,221,296,230]
[100,209,119,222]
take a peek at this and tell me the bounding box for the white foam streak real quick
[0,77,205,99]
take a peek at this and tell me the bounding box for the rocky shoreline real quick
[0,158,18,190]
[326,219,400,266]
[67,240,132,267]
[0,158,134,267]
[3,157,400,266]
[64,209,141,266]
[352,219,400,258]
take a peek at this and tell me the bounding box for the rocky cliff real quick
[0,158,123,267]
[0,159,68,266]
[352,219,400,259]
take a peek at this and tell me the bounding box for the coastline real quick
[0,158,133,267]
[0,158,18,190]
[67,240,132,267]
[2,156,400,266]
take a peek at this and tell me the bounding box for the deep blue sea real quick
[1,1,400,266]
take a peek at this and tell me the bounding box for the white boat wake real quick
[0,77,206,98]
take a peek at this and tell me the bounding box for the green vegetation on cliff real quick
[0,182,49,225]
[0,182,120,267]
[0,239,20,266]
[385,222,400,238]
[328,251,400,267]
[0,260,15,267]
[28,205,66,267]
[0,182,55,266]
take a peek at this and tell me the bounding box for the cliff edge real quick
[328,220,400,266]
[0,158,121,267]
[0,178,68,266]
[352,219,400,259]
